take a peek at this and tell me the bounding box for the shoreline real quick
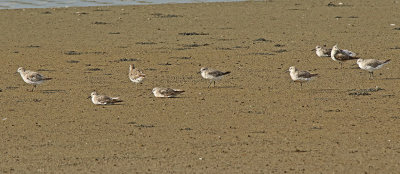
[0,0,248,10]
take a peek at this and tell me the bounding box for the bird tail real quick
[174,89,185,94]
[111,97,123,103]
[222,71,231,75]
[44,77,53,80]
[349,56,359,60]
[384,59,391,64]
[311,74,318,77]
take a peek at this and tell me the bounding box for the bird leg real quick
[369,72,374,79]
[208,81,213,88]
[31,85,36,92]
[213,81,216,87]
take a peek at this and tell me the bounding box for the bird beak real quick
[285,70,289,72]
[311,48,316,51]
[197,71,201,74]
[87,96,91,99]
[14,72,18,74]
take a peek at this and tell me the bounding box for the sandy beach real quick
[1,0,400,173]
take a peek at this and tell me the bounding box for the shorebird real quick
[17,67,52,92]
[200,67,231,88]
[315,45,332,57]
[129,64,145,86]
[331,44,358,68]
[152,87,185,98]
[90,91,123,105]
[288,66,318,87]
[356,59,390,79]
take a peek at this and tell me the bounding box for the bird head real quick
[89,91,98,98]
[288,66,296,73]
[17,67,25,73]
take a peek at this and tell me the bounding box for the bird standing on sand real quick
[356,59,390,79]
[17,67,52,92]
[200,67,231,88]
[90,91,123,105]
[129,64,145,86]
[330,44,358,68]
[152,87,185,98]
[288,66,318,87]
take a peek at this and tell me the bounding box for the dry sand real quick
[1,0,400,173]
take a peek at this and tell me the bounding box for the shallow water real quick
[0,0,246,9]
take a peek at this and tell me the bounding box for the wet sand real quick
[1,0,400,173]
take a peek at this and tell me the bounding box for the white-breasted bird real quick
[17,67,52,92]
[152,87,185,98]
[129,64,145,85]
[330,44,358,68]
[90,91,123,105]
[288,66,318,87]
[315,45,332,57]
[356,59,390,79]
[200,67,231,88]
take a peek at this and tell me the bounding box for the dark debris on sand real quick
[135,124,155,128]
[93,21,109,25]
[170,56,191,60]
[66,60,80,63]
[273,49,287,53]
[136,41,156,45]
[183,43,209,47]
[158,62,172,66]
[64,51,82,55]
[348,86,384,96]
[151,13,182,18]
[87,68,101,71]
[64,51,106,55]
[253,38,272,42]
[252,52,275,56]
[113,58,138,63]
[178,32,209,36]
[27,45,40,48]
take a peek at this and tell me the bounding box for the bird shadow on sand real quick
[100,103,125,106]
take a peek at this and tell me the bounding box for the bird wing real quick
[342,49,356,57]
[130,69,146,78]
[297,71,317,78]
[364,59,384,68]
[159,88,177,96]
[208,70,226,77]
[27,72,45,82]
[334,51,352,61]
[159,88,184,96]
[97,95,113,103]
